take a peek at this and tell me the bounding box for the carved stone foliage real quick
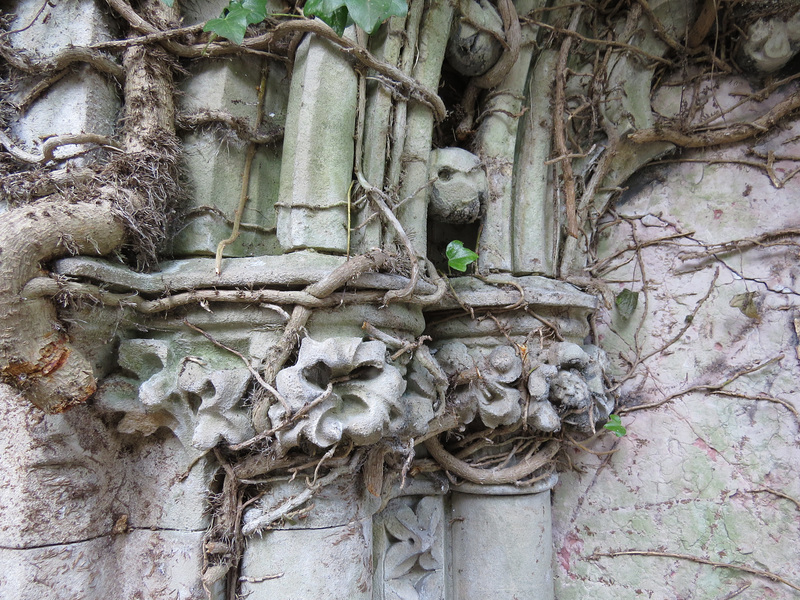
[528,342,614,433]
[271,337,440,451]
[96,338,254,452]
[380,496,444,600]
[434,340,614,432]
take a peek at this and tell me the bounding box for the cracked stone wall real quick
[552,87,800,599]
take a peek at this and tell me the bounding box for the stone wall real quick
[553,94,800,598]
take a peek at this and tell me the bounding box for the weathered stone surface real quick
[0,387,119,548]
[450,491,554,600]
[6,0,119,160]
[0,529,206,599]
[240,518,373,600]
[0,385,211,597]
[276,31,357,253]
[446,0,504,77]
[428,148,486,224]
[552,90,800,599]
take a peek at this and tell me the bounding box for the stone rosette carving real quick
[96,338,254,451]
[381,496,444,600]
[434,340,614,432]
[270,337,441,451]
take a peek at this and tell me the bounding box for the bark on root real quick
[0,198,125,413]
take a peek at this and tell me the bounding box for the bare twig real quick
[619,354,785,414]
[710,390,800,429]
[748,487,800,512]
[677,229,800,261]
[522,18,674,66]
[589,550,800,593]
[629,90,800,147]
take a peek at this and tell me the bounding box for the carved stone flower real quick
[384,497,443,600]
[96,338,254,452]
[434,341,522,428]
[525,342,614,433]
[271,337,407,450]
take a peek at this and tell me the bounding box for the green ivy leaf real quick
[603,414,627,437]
[729,291,758,319]
[446,240,479,272]
[305,0,351,35]
[241,0,269,22]
[615,288,638,319]
[345,0,407,34]
[203,1,269,45]
[305,0,348,17]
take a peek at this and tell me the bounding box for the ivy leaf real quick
[730,291,758,319]
[603,414,627,437]
[241,0,269,22]
[615,288,638,319]
[305,0,348,17]
[345,0,407,34]
[204,11,248,44]
[446,240,479,272]
[204,1,268,45]
[305,0,350,35]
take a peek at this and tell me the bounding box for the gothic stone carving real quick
[270,337,441,451]
[379,496,445,600]
[96,338,254,452]
[435,340,614,433]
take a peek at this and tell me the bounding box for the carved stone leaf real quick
[272,337,407,450]
[96,339,254,451]
[385,505,423,579]
[384,498,442,580]
[178,362,254,450]
[386,578,420,600]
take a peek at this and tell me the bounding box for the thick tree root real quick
[0,198,125,412]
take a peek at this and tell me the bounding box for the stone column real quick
[422,276,606,599]
[394,0,453,257]
[240,476,379,600]
[173,0,285,258]
[450,486,554,599]
[276,31,358,253]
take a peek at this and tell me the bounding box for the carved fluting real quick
[434,340,614,432]
[271,337,440,451]
[382,496,444,600]
[96,338,254,451]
